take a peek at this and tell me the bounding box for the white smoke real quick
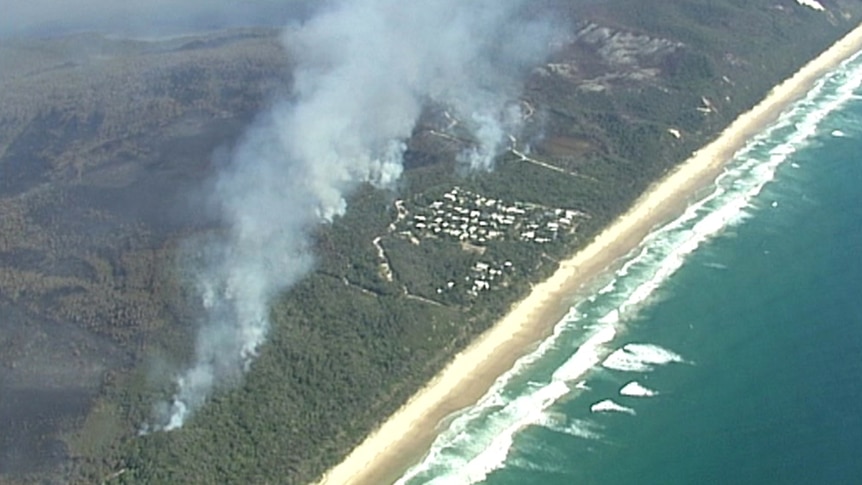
[150,0,562,431]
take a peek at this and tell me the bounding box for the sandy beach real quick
[316,23,862,485]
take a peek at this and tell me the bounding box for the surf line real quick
[315,22,862,485]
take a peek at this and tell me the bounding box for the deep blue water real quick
[396,50,862,485]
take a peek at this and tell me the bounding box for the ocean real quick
[395,50,862,484]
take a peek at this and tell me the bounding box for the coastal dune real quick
[317,23,862,485]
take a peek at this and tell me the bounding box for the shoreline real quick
[316,23,862,485]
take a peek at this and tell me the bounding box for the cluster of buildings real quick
[436,259,515,298]
[390,186,589,300]
[399,186,586,246]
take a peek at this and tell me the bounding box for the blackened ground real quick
[0,388,90,478]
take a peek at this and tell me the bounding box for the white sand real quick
[316,23,862,485]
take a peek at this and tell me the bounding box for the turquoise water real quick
[397,51,862,485]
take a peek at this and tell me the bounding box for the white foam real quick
[832,129,846,137]
[506,454,569,476]
[470,380,570,472]
[602,352,648,373]
[602,343,685,372]
[620,381,658,397]
[396,379,571,485]
[598,308,620,325]
[537,414,602,440]
[590,399,636,415]
[396,308,613,484]
[796,0,825,11]
[589,52,862,334]
[552,325,616,382]
[397,321,618,484]
[396,53,862,484]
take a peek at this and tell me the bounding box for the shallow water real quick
[397,48,862,485]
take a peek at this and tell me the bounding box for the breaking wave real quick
[619,381,659,398]
[396,47,862,485]
[590,399,636,415]
[602,344,685,373]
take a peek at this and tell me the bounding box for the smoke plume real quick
[152,0,561,430]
